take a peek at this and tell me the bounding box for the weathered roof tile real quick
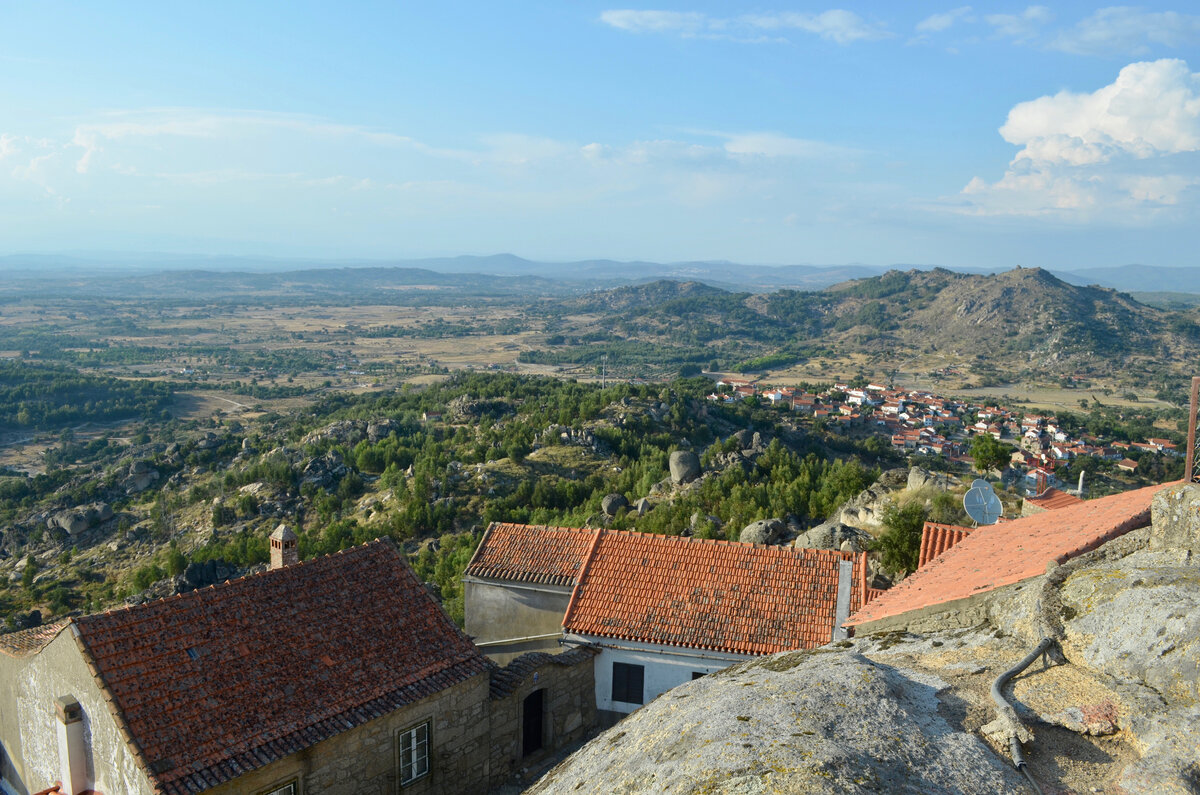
[847,484,1161,627]
[563,530,866,655]
[72,539,487,795]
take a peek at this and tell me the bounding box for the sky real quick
[3,2,1200,269]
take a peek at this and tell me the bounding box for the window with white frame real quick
[258,781,296,795]
[398,721,430,786]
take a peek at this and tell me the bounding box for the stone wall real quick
[487,648,597,783]
[206,672,494,795]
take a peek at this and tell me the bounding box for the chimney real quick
[55,695,87,795]
[269,524,299,569]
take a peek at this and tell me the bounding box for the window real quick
[611,662,644,704]
[259,782,296,795]
[398,722,430,786]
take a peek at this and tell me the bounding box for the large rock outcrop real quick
[668,450,701,485]
[529,646,1029,794]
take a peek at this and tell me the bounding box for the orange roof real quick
[563,530,866,655]
[465,522,597,586]
[0,617,71,658]
[918,522,974,569]
[72,539,487,795]
[847,484,1162,628]
[1025,487,1084,511]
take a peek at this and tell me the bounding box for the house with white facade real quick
[461,523,871,726]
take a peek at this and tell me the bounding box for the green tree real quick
[872,500,927,575]
[969,433,1012,474]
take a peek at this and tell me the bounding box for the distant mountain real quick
[1050,265,1200,294]
[532,267,1200,379]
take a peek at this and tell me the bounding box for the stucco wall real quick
[0,627,155,795]
[577,638,745,718]
[463,578,572,660]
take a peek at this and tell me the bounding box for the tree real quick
[872,500,926,575]
[969,433,1012,474]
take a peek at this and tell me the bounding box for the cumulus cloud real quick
[1001,59,1200,165]
[916,6,973,33]
[1052,7,1200,56]
[986,5,1052,41]
[957,59,1200,218]
[598,8,888,44]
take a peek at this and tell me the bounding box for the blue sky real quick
[3,3,1200,269]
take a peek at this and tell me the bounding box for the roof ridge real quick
[561,528,604,628]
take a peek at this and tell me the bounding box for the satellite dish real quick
[963,479,1003,525]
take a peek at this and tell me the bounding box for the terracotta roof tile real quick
[71,539,487,795]
[562,530,866,655]
[918,522,975,569]
[1025,487,1085,511]
[847,484,1162,627]
[0,617,72,658]
[465,522,597,586]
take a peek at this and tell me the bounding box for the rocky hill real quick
[528,483,1200,794]
[530,267,1200,383]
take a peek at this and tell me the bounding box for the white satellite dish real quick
[963,478,1003,525]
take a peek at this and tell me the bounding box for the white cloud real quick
[1001,59,1200,165]
[598,10,705,34]
[986,5,1052,41]
[956,59,1200,219]
[599,8,888,44]
[742,10,889,44]
[721,131,853,158]
[1052,7,1200,56]
[916,6,973,33]
[0,134,18,160]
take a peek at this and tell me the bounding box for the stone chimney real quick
[269,524,299,570]
[55,695,87,795]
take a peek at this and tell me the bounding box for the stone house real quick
[1,528,594,795]
[465,523,870,725]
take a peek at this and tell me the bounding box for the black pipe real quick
[991,637,1055,795]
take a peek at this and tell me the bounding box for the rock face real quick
[835,482,891,528]
[1149,482,1200,553]
[739,518,786,545]
[302,420,367,447]
[908,466,956,492]
[794,521,871,552]
[302,450,349,488]
[529,649,1028,795]
[601,493,628,517]
[668,450,701,485]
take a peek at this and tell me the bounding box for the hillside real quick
[525,267,1200,387]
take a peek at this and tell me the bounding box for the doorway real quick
[522,689,544,757]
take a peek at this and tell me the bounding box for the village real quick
[707,377,1181,490]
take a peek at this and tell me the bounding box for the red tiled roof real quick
[918,522,974,569]
[846,484,1162,627]
[465,522,597,586]
[0,618,71,658]
[71,539,488,795]
[563,530,866,655]
[1025,487,1085,511]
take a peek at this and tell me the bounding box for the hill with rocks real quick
[524,268,1200,387]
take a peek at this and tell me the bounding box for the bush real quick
[872,500,927,575]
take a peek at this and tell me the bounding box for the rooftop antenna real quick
[964,478,1003,526]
